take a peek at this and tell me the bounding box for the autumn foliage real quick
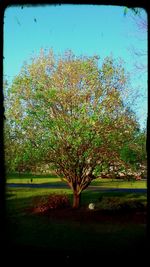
[32,194,70,214]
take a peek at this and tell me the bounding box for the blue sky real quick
[3,4,147,129]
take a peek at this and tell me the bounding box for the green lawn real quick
[6,184,147,212]
[6,177,62,184]
[6,173,62,184]
[6,174,147,189]
[91,178,147,188]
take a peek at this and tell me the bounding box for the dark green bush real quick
[97,197,146,212]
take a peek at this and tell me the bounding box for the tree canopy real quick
[4,49,142,208]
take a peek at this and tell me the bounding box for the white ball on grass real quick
[88,203,95,210]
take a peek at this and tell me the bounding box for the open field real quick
[6,174,147,188]
[5,174,147,264]
[91,178,147,188]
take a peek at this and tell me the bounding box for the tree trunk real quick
[73,192,81,209]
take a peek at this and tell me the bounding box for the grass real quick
[6,173,62,184]
[7,172,59,178]
[6,185,147,216]
[6,174,147,188]
[91,178,147,188]
[6,188,72,215]
[5,175,147,264]
[6,177,62,184]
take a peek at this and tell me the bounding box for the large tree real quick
[4,49,139,208]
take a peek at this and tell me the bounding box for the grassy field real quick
[5,174,147,264]
[6,174,147,188]
[6,173,61,184]
[91,178,147,188]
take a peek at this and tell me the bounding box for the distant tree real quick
[4,49,139,208]
[120,127,147,167]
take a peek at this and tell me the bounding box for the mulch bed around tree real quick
[29,206,147,224]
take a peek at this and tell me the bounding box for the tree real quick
[120,127,147,174]
[4,49,139,208]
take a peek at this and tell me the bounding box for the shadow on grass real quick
[6,190,147,226]
[6,189,147,212]
[5,189,147,265]
[5,192,16,198]
[81,189,147,205]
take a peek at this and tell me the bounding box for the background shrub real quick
[97,197,146,212]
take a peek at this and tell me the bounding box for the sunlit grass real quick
[91,178,147,188]
[6,187,72,200]
[6,175,147,188]
[6,177,62,184]
[6,186,147,212]
[6,187,72,217]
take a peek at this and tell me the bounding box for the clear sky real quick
[3,4,147,129]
